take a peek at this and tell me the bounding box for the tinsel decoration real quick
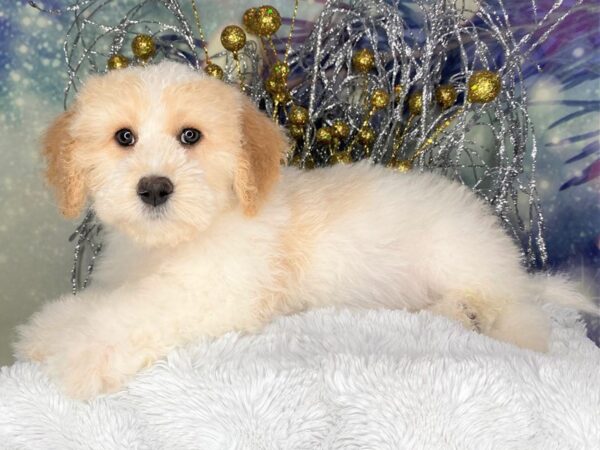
[67,209,102,294]
[28,0,585,292]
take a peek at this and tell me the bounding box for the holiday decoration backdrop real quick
[0,0,598,365]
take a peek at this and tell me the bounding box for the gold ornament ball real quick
[408,92,423,115]
[107,54,129,70]
[467,70,501,103]
[331,120,350,140]
[221,25,246,53]
[204,63,224,79]
[288,105,309,126]
[303,155,316,170]
[288,124,305,140]
[352,49,375,74]
[271,61,290,81]
[358,125,376,146]
[265,75,287,94]
[370,89,390,109]
[435,84,457,109]
[392,159,412,172]
[331,152,353,165]
[315,127,333,144]
[255,5,281,37]
[290,154,302,167]
[271,90,289,103]
[242,7,258,34]
[131,34,156,61]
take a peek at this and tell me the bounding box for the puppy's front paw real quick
[46,340,130,400]
[13,323,51,363]
[13,296,87,363]
[14,320,124,399]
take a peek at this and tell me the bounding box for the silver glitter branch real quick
[30,0,581,291]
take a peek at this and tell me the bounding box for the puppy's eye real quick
[180,128,202,146]
[115,128,136,147]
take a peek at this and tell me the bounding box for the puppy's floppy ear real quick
[43,110,87,219]
[234,96,288,216]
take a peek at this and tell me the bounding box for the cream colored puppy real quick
[14,62,592,400]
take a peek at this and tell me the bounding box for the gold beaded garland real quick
[242,7,258,34]
[255,5,281,37]
[316,127,333,144]
[107,54,129,70]
[370,89,390,110]
[435,84,457,109]
[352,49,375,74]
[131,34,156,62]
[467,70,501,103]
[288,105,309,126]
[220,25,246,53]
[408,92,423,115]
[271,61,290,80]
[204,63,224,79]
[358,125,376,146]
[331,120,350,140]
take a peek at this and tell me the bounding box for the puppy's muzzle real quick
[137,176,174,207]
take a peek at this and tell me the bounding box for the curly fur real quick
[14,61,596,400]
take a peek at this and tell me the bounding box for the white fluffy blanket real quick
[1,307,599,449]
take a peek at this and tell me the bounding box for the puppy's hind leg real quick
[427,289,550,352]
[426,290,504,335]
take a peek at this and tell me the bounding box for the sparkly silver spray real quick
[29,0,582,292]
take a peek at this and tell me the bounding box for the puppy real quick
[14,61,593,399]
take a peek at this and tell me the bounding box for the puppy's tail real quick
[534,273,599,315]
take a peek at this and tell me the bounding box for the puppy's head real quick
[43,62,286,247]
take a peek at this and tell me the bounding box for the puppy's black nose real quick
[137,176,174,207]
